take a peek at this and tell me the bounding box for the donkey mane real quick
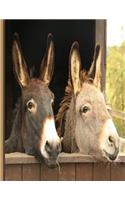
[9,98,22,133]
[56,70,93,137]
[13,98,22,115]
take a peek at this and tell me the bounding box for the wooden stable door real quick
[0,20,4,181]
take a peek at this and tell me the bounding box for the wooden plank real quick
[76,163,93,181]
[5,164,22,181]
[5,152,39,164]
[5,153,101,164]
[58,153,96,163]
[0,20,4,181]
[58,163,75,181]
[111,162,125,181]
[93,163,110,181]
[41,163,58,181]
[22,164,41,181]
[5,152,125,164]
[95,20,106,93]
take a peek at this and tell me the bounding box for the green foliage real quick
[113,117,125,137]
[106,42,125,136]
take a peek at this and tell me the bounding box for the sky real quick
[107,20,125,46]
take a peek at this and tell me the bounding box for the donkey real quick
[5,33,61,168]
[56,42,119,161]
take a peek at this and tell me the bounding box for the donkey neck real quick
[8,99,24,152]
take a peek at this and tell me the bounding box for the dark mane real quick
[56,78,73,137]
[56,70,93,137]
[13,98,22,115]
[7,98,22,139]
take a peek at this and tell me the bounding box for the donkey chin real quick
[35,152,60,169]
[102,148,119,162]
[43,157,59,169]
[93,147,119,162]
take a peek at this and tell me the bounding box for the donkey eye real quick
[26,99,37,113]
[80,106,90,113]
[27,101,34,110]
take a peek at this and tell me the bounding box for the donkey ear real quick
[69,41,82,95]
[88,44,102,89]
[40,33,54,85]
[12,33,30,88]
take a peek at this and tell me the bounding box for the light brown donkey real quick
[56,42,119,161]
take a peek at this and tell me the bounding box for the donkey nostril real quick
[46,140,50,147]
[45,140,51,153]
[108,136,114,143]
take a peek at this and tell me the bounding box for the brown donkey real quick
[5,33,61,168]
[56,42,119,161]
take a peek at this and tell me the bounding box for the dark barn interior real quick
[5,20,96,139]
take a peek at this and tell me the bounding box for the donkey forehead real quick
[76,83,105,105]
[22,79,53,99]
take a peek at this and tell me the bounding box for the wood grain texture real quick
[7,153,125,164]
[5,153,125,181]
[0,20,4,181]
[76,163,93,181]
[41,163,58,181]
[58,163,75,181]
[93,163,110,181]
[22,164,41,181]
[95,20,106,92]
[5,164,22,181]
[58,153,96,163]
[5,152,39,164]
[111,163,125,181]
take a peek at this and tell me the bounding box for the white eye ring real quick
[27,98,37,113]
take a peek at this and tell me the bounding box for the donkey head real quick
[12,33,61,168]
[69,42,119,161]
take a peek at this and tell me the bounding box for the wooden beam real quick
[95,20,106,93]
[0,20,4,181]
[5,152,125,164]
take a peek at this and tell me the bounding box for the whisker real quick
[56,159,61,173]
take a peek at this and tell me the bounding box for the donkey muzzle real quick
[108,148,119,161]
[43,140,61,168]
[45,140,62,157]
[104,147,119,161]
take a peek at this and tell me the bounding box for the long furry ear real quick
[69,41,82,95]
[39,33,54,85]
[88,44,102,89]
[12,33,30,88]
